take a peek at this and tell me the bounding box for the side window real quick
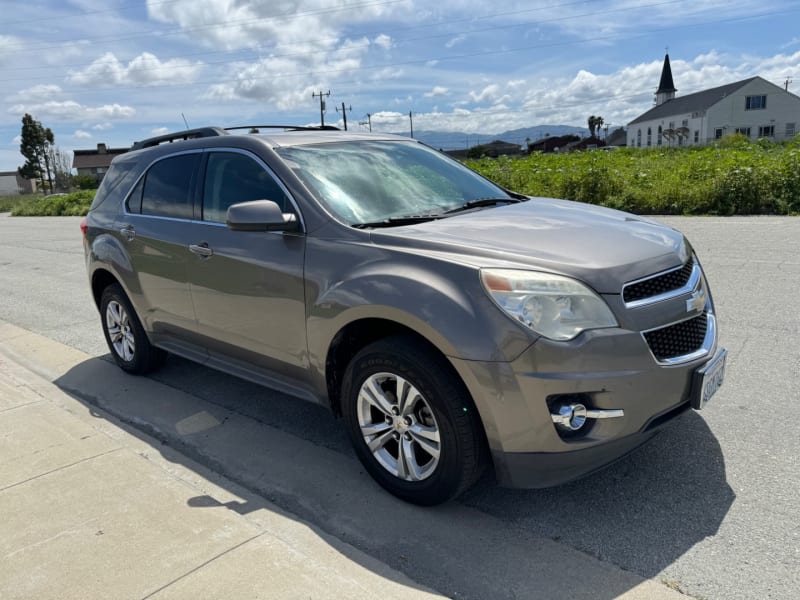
[202,152,289,223]
[126,176,144,214]
[141,154,199,219]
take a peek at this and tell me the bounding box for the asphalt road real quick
[1,213,798,599]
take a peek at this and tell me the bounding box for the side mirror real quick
[226,200,299,232]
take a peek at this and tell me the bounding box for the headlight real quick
[480,269,618,341]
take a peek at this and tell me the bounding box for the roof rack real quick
[131,127,228,150]
[224,125,341,132]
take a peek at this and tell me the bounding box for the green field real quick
[2,137,798,217]
[0,191,96,216]
[466,136,800,215]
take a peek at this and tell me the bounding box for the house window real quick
[647,127,652,146]
[758,125,774,138]
[745,95,767,110]
[657,125,663,146]
[736,127,751,137]
[786,123,796,137]
[637,129,642,147]
[669,121,675,129]
[694,130,699,143]
[682,119,689,127]
[714,128,724,139]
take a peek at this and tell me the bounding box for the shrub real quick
[11,190,96,216]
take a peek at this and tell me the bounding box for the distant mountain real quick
[391,125,594,150]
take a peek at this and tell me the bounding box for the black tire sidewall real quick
[342,339,477,505]
[100,284,155,374]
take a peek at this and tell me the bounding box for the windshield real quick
[275,140,511,225]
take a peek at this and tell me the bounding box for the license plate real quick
[692,348,727,410]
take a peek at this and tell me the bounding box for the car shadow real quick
[55,354,734,600]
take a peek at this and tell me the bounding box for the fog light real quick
[550,402,625,432]
[551,403,589,431]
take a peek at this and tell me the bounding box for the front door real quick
[186,149,308,381]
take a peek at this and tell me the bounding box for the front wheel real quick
[100,283,165,374]
[342,335,486,505]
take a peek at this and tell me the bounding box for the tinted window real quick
[141,154,199,219]
[126,176,144,214]
[202,152,289,223]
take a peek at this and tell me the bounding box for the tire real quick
[100,283,165,375]
[341,335,486,505]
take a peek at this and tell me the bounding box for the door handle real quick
[119,225,136,241]
[189,242,213,257]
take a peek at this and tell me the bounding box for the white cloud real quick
[7,84,63,103]
[150,127,169,135]
[8,100,135,122]
[424,86,449,97]
[445,34,466,49]
[68,52,203,86]
[470,84,506,104]
[373,34,393,50]
[92,122,113,131]
[12,135,22,145]
[74,130,92,139]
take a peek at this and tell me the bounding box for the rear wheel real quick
[100,283,165,374]
[342,335,486,505]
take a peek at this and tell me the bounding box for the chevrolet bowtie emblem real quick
[686,289,706,313]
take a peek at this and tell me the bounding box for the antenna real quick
[181,113,190,130]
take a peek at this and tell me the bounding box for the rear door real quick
[117,151,201,345]
[185,149,308,380]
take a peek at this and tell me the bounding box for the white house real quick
[0,171,37,196]
[628,54,800,148]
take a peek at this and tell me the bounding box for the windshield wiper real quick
[443,197,523,215]
[351,214,443,229]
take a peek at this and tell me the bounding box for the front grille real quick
[623,258,694,304]
[643,314,708,361]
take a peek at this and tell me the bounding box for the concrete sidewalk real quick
[0,346,442,599]
[0,321,686,600]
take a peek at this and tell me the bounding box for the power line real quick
[0,0,718,68]
[21,5,794,99]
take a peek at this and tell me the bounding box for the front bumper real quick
[450,326,723,488]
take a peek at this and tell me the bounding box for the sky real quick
[1,0,799,170]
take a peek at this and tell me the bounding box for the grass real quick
[465,135,800,215]
[9,190,96,216]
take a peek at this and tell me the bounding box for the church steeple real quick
[655,52,677,106]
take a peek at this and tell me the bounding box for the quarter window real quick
[141,154,199,219]
[745,95,767,110]
[202,152,290,223]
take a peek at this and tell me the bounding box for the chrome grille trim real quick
[641,312,716,365]
[623,258,700,309]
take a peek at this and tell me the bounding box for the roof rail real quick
[224,125,341,132]
[131,127,228,150]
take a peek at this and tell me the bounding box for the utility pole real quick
[785,78,793,91]
[312,90,330,127]
[336,102,352,130]
[409,110,414,138]
[358,113,372,132]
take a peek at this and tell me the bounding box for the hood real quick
[369,198,690,294]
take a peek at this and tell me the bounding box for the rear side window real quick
[89,162,134,211]
[202,152,289,223]
[141,154,199,219]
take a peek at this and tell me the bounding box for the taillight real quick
[80,217,88,236]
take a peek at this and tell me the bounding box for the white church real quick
[627,54,800,147]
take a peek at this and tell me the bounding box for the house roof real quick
[656,54,677,94]
[629,77,757,125]
[72,144,128,169]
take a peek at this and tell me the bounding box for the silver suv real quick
[82,126,726,505]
